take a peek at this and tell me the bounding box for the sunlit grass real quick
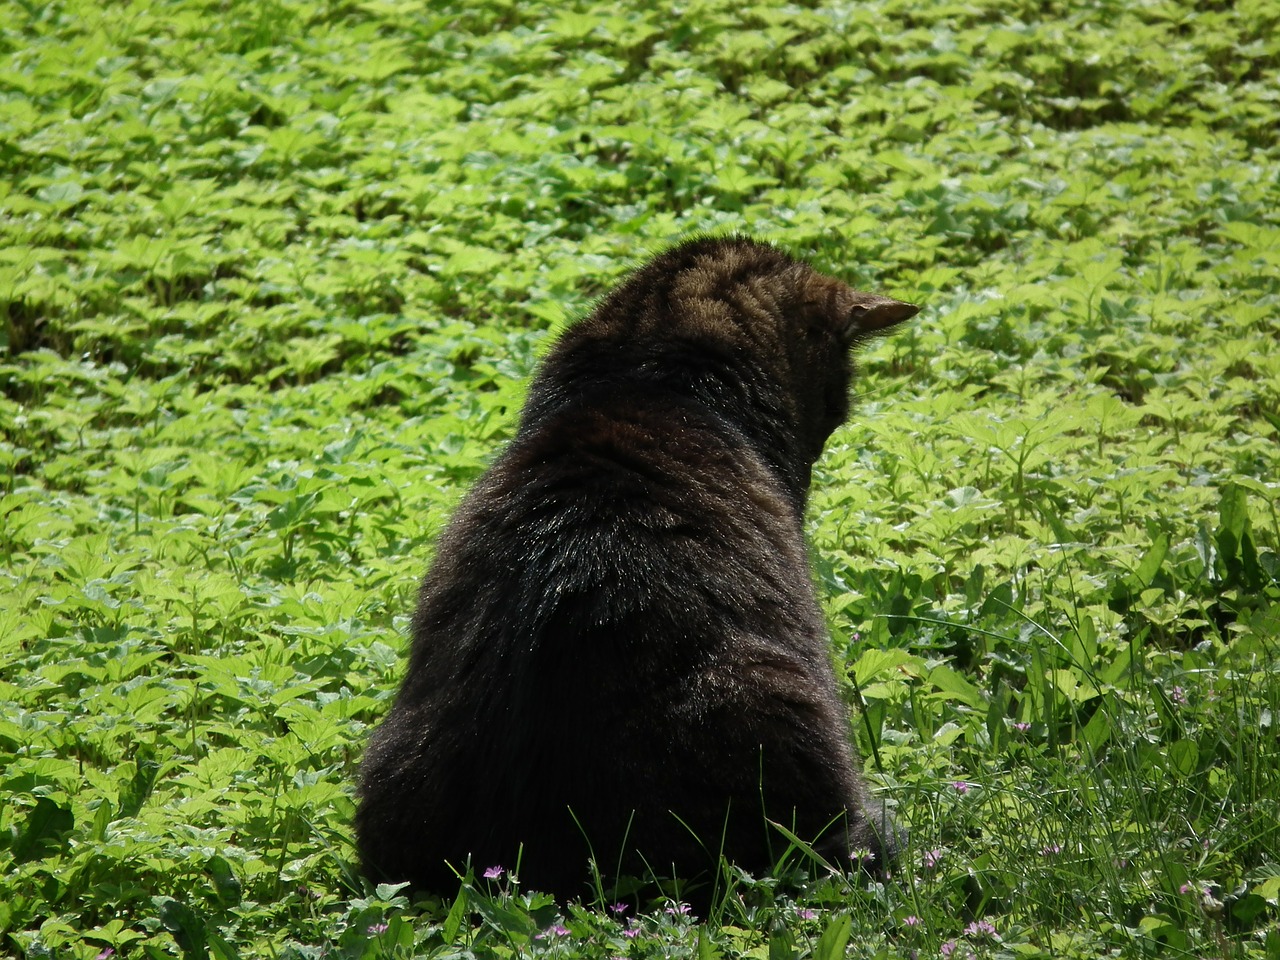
[1,0,1278,956]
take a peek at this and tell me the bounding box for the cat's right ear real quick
[845,294,919,337]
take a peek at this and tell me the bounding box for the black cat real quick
[356,236,917,905]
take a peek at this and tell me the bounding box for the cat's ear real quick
[800,271,918,340]
[843,293,918,339]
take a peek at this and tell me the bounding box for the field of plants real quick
[2,0,1278,956]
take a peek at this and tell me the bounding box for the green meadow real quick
[2,0,1278,956]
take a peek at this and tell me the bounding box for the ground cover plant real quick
[1,0,1278,956]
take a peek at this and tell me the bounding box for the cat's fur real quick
[356,236,917,904]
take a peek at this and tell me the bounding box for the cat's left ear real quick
[844,294,919,338]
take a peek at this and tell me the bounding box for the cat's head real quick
[649,237,915,467]
[790,267,918,459]
[529,236,917,490]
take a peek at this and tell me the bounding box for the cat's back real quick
[440,387,811,661]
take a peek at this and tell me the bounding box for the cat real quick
[355,236,917,907]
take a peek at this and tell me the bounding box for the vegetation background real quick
[2,0,1278,957]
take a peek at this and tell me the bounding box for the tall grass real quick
[2,0,1278,956]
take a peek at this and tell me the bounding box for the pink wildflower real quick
[964,919,996,939]
[850,846,876,866]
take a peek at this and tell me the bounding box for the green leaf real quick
[208,855,242,908]
[981,581,1016,617]
[768,921,795,960]
[267,491,322,530]
[1166,739,1199,778]
[928,665,986,709]
[1081,701,1113,754]
[466,884,537,939]
[373,880,411,903]
[90,799,113,843]
[12,797,74,863]
[851,647,922,684]
[118,746,160,818]
[209,930,241,960]
[157,897,207,960]
[1254,875,1280,903]
[1229,893,1267,925]
[36,181,84,205]
[813,913,852,960]
[698,925,721,960]
[1133,533,1169,588]
[1113,533,1169,605]
[1215,482,1263,590]
[442,886,468,944]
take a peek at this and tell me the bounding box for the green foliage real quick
[1,0,1278,956]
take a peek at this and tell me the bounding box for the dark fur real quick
[356,237,917,904]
